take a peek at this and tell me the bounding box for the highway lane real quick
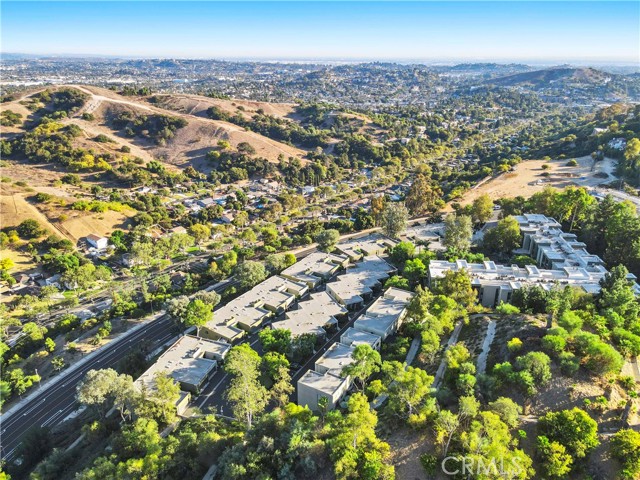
[0,315,175,461]
[1,277,236,462]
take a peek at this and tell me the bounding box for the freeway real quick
[0,278,236,463]
[1,314,175,461]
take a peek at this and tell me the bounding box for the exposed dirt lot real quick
[454,156,618,207]
[60,209,134,242]
[0,193,66,237]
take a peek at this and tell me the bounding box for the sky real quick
[1,1,639,63]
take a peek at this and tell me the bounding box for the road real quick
[0,314,175,461]
[0,278,235,463]
[196,289,379,414]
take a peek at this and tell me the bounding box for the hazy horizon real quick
[2,1,639,64]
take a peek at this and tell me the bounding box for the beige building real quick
[200,275,309,342]
[337,232,398,261]
[135,335,231,414]
[281,252,349,288]
[271,291,348,338]
[297,370,350,411]
[353,287,414,340]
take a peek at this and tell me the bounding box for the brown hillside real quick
[66,85,307,167]
[149,93,299,121]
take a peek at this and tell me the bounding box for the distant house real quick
[169,226,188,235]
[197,198,216,208]
[86,234,108,250]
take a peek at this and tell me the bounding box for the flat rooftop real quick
[272,291,347,337]
[205,275,308,332]
[341,327,381,348]
[337,233,398,259]
[136,335,231,391]
[297,369,348,395]
[281,252,348,285]
[315,342,355,376]
[429,259,607,290]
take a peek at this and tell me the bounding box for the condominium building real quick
[326,255,396,309]
[199,275,309,342]
[135,335,231,414]
[353,287,414,340]
[336,232,398,261]
[271,291,348,338]
[428,214,640,307]
[280,252,349,288]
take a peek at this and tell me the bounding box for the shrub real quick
[496,302,520,315]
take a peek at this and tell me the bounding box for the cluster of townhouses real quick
[428,214,640,307]
[133,233,405,414]
[296,287,414,412]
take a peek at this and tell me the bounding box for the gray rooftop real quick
[135,335,231,392]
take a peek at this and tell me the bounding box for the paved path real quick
[432,320,464,389]
[476,319,496,376]
[371,335,421,409]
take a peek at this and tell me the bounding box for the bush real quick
[420,454,438,476]
[496,302,521,315]
[567,159,578,166]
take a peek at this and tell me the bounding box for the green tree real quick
[470,193,493,225]
[610,429,640,479]
[17,219,45,239]
[403,258,426,286]
[537,435,573,478]
[380,202,408,239]
[225,344,268,428]
[434,269,477,308]
[483,216,521,254]
[234,261,267,290]
[487,397,522,428]
[343,344,381,391]
[315,228,340,253]
[327,393,394,480]
[405,175,442,216]
[538,408,599,459]
[271,364,294,408]
[183,299,213,335]
[259,328,292,355]
[188,223,211,244]
[386,365,434,420]
[443,214,473,253]
[76,369,135,420]
[389,241,415,266]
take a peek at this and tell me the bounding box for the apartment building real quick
[199,275,309,342]
[135,335,231,414]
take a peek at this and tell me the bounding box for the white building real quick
[86,234,108,250]
[428,214,640,307]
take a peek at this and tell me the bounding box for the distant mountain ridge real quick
[485,67,614,88]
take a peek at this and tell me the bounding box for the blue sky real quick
[2,1,638,63]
